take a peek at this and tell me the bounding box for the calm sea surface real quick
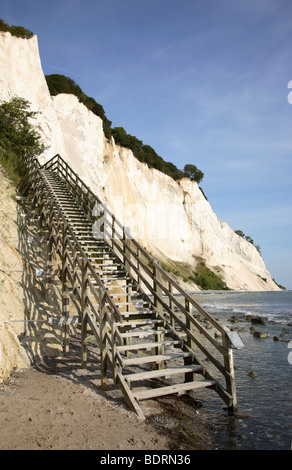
[187,290,292,450]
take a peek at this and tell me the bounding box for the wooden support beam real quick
[81,257,89,369]
[99,288,108,390]
[222,334,238,412]
[184,299,196,382]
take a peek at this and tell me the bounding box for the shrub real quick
[0,97,45,187]
[235,229,261,254]
[0,18,33,39]
[192,262,229,290]
[272,279,286,290]
[183,164,204,184]
[0,97,45,156]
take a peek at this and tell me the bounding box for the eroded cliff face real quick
[0,31,279,291]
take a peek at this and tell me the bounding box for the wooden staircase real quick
[25,152,244,419]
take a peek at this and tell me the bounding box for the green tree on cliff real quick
[183,164,204,184]
[0,97,45,184]
[0,97,45,156]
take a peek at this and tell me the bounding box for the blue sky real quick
[2,0,292,289]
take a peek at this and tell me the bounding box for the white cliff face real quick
[0,31,66,159]
[0,32,279,291]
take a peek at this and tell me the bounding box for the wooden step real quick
[132,380,216,401]
[119,308,156,315]
[116,319,165,328]
[87,254,116,259]
[121,351,193,366]
[117,339,183,352]
[61,210,85,215]
[94,263,123,268]
[74,230,95,235]
[121,314,155,322]
[121,329,173,338]
[68,215,90,225]
[80,241,109,246]
[68,223,90,227]
[111,301,152,308]
[99,270,128,276]
[103,277,131,281]
[124,365,203,383]
[99,269,127,273]
[55,197,76,202]
[108,292,145,299]
[105,280,137,284]
[89,259,118,264]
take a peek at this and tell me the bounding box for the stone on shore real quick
[253,331,270,339]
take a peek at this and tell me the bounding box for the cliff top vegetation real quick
[0,18,33,39]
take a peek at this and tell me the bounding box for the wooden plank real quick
[117,339,183,352]
[103,277,131,281]
[121,329,172,338]
[108,301,151,307]
[106,284,137,289]
[133,380,216,400]
[115,373,145,420]
[119,308,156,315]
[124,365,203,382]
[115,319,164,327]
[99,289,108,389]
[121,352,193,366]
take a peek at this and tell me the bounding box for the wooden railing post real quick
[185,299,195,350]
[99,287,108,390]
[153,260,163,315]
[222,334,238,411]
[123,227,131,273]
[81,257,89,369]
[153,260,165,369]
[123,229,133,354]
[110,309,119,383]
[45,235,53,301]
[184,299,197,382]
[61,225,70,353]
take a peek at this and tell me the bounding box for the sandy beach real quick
[0,346,216,451]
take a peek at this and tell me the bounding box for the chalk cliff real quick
[0,31,279,291]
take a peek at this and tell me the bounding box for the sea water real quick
[188,290,292,450]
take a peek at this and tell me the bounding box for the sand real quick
[0,347,216,451]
